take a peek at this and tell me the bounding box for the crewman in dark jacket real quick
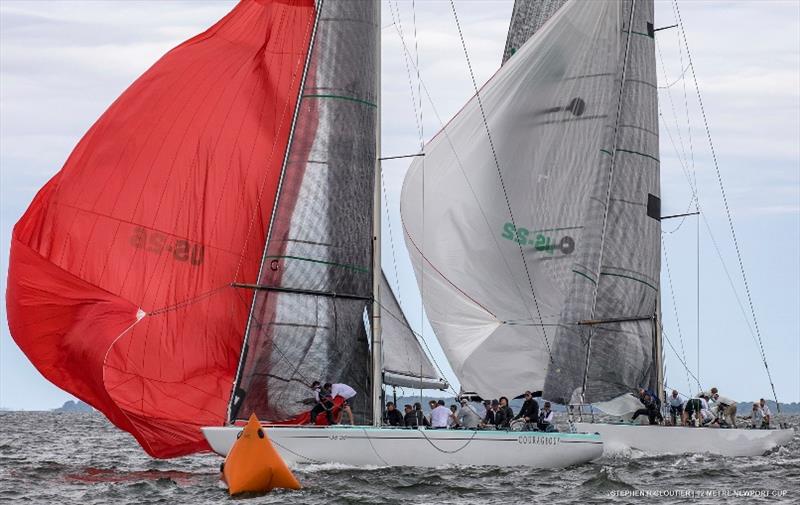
[482,399,499,428]
[384,402,404,426]
[413,402,429,427]
[403,404,418,428]
[514,391,539,426]
[631,393,661,425]
[308,382,334,425]
[497,396,514,428]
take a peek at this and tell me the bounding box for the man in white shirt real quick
[711,392,737,427]
[698,395,714,426]
[747,403,764,429]
[458,399,481,429]
[759,398,772,428]
[667,390,685,426]
[328,382,356,425]
[430,399,451,429]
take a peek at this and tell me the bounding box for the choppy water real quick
[1,411,798,504]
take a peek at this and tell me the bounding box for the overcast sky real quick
[1,0,798,410]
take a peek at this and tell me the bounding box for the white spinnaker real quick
[401,0,623,399]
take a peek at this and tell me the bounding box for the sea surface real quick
[1,411,798,504]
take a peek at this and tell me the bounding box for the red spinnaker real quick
[6,0,315,458]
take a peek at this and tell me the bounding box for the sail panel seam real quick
[600,148,659,163]
[264,255,370,273]
[301,93,377,107]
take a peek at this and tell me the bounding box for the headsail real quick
[6,0,317,457]
[231,0,379,424]
[401,0,659,404]
[381,273,448,390]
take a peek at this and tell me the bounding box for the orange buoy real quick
[221,413,301,494]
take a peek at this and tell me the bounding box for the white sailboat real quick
[400,0,793,458]
[200,0,606,467]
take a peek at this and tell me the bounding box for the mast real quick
[370,0,382,427]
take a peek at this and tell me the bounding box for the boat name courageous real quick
[501,222,575,255]
[517,435,559,446]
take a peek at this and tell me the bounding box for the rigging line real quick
[674,0,701,393]
[661,193,696,234]
[673,0,697,188]
[388,0,424,143]
[387,0,430,366]
[418,427,480,454]
[674,1,780,411]
[412,0,427,375]
[660,111,758,342]
[661,237,693,394]
[657,109,697,234]
[448,0,553,361]
[661,325,702,391]
[655,37,690,171]
[388,7,546,359]
[376,297,459,397]
[658,99,757,342]
[657,63,691,89]
[412,0,423,151]
[380,173,403,308]
[582,0,637,398]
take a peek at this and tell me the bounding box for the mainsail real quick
[7,0,317,457]
[401,0,659,404]
[502,0,567,65]
[230,0,379,424]
[381,273,447,390]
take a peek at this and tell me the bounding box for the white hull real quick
[575,422,794,457]
[202,425,603,468]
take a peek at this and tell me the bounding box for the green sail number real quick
[501,222,575,255]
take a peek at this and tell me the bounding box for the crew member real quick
[329,382,357,425]
[537,402,555,432]
[514,391,540,427]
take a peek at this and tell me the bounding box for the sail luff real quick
[228,0,324,423]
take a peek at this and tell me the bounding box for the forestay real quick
[401,0,660,404]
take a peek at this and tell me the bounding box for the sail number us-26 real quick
[130,226,205,266]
